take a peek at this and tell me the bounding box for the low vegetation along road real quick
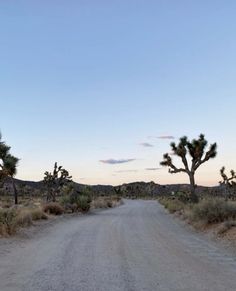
[0,200,236,291]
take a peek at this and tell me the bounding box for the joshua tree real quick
[3,154,19,204]
[0,133,19,204]
[43,162,72,202]
[160,134,217,202]
[219,167,236,199]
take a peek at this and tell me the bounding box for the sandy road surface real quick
[0,200,235,291]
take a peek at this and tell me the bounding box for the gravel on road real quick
[0,200,235,291]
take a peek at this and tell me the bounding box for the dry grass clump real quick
[0,198,12,209]
[0,208,17,235]
[0,207,48,236]
[43,202,64,215]
[30,208,48,220]
[91,196,122,209]
[191,199,236,224]
[91,197,110,209]
[218,220,236,235]
[159,196,236,230]
[158,197,185,214]
[15,209,33,228]
[16,208,48,228]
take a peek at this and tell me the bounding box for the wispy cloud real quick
[147,135,175,140]
[100,158,136,164]
[115,170,138,173]
[139,142,154,147]
[145,167,162,171]
[157,135,175,139]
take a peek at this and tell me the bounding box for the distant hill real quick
[114,181,221,197]
[1,178,221,198]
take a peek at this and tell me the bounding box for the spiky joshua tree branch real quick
[219,167,236,199]
[160,134,217,202]
[43,162,72,202]
[0,133,19,204]
[220,167,236,186]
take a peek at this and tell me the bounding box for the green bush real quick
[59,195,75,213]
[191,198,236,223]
[77,195,91,212]
[60,193,91,213]
[59,195,71,206]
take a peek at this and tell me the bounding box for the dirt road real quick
[0,200,235,291]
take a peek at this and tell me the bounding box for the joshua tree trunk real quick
[188,173,198,203]
[11,176,18,205]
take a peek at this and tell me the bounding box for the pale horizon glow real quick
[1,1,236,187]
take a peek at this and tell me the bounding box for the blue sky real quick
[1,1,236,186]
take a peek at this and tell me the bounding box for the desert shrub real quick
[66,193,80,206]
[77,195,90,212]
[92,197,111,209]
[59,195,71,206]
[59,195,75,212]
[30,208,48,220]
[91,196,122,209]
[15,210,33,227]
[59,193,91,213]
[174,191,191,203]
[0,223,5,236]
[1,198,12,209]
[107,200,113,208]
[165,200,185,213]
[91,198,106,209]
[191,198,236,223]
[0,207,49,236]
[218,220,236,235]
[8,208,48,229]
[0,208,17,235]
[158,197,185,213]
[43,202,64,215]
